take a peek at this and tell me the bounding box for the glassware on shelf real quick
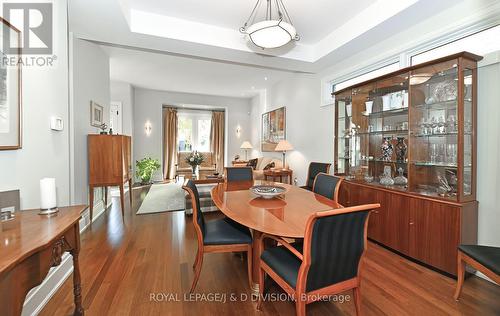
[394,167,408,186]
[446,115,457,133]
[437,144,446,164]
[364,173,374,183]
[437,115,447,134]
[380,165,394,186]
[446,144,457,165]
[365,101,373,115]
[430,143,438,164]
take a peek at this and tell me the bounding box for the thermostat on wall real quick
[50,117,64,131]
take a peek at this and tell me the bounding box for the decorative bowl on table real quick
[250,185,288,199]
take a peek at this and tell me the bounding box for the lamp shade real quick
[247,20,297,49]
[240,141,253,149]
[275,140,293,152]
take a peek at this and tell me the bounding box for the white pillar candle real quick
[40,178,57,209]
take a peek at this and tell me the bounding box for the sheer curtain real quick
[163,108,178,179]
[210,111,225,174]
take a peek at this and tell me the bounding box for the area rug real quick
[136,182,186,214]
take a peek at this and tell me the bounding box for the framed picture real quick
[0,18,22,150]
[261,107,286,152]
[90,101,104,127]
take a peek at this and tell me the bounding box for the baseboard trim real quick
[21,199,111,316]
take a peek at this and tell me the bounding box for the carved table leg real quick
[71,225,84,315]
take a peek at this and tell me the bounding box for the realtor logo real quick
[3,3,53,54]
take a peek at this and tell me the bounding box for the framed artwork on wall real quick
[0,18,22,150]
[90,101,104,127]
[261,106,286,152]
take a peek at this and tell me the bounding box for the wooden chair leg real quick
[257,267,265,311]
[128,178,133,206]
[104,186,108,209]
[295,297,306,316]
[119,184,125,219]
[247,245,253,289]
[190,252,204,293]
[353,286,362,316]
[454,252,466,301]
[192,248,200,270]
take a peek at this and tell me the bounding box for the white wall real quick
[110,80,134,136]
[71,38,110,204]
[477,52,500,246]
[0,0,70,209]
[133,88,251,179]
[250,74,334,186]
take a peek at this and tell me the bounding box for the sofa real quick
[176,152,216,178]
[251,157,284,180]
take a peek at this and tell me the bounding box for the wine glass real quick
[447,144,457,165]
[430,144,438,164]
[438,115,446,134]
[447,115,456,133]
[430,116,438,135]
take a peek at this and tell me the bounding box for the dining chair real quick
[311,173,342,201]
[225,166,253,181]
[182,179,253,293]
[257,203,380,316]
[300,162,331,191]
[454,244,500,300]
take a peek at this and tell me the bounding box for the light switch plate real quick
[50,117,64,131]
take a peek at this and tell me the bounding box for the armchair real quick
[300,162,331,191]
[312,173,343,201]
[257,203,380,316]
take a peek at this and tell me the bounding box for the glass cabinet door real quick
[461,62,475,199]
[335,90,352,175]
[409,59,459,200]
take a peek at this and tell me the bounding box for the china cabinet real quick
[334,52,482,275]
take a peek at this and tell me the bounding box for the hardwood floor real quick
[40,186,500,316]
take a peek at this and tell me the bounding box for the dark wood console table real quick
[0,205,87,316]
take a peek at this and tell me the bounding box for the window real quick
[411,25,500,65]
[332,62,400,93]
[177,110,212,152]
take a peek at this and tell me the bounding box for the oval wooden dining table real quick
[211,180,342,293]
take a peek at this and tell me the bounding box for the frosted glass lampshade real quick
[247,20,296,49]
[275,140,293,152]
[240,141,253,149]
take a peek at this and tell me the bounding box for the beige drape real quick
[210,111,225,174]
[163,108,178,179]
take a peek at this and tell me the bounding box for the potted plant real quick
[185,151,204,176]
[136,157,161,184]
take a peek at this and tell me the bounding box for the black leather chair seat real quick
[203,218,252,245]
[260,243,303,288]
[459,245,500,275]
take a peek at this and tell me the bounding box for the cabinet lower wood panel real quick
[339,181,478,276]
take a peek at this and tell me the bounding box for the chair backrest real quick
[306,162,331,189]
[298,204,380,292]
[182,180,205,239]
[225,166,253,181]
[312,173,342,201]
[0,190,20,211]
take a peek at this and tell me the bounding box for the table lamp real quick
[240,141,253,160]
[275,140,293,169]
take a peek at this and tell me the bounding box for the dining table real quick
[210,180,342,293]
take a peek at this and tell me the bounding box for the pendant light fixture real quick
[240,0,299,49]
